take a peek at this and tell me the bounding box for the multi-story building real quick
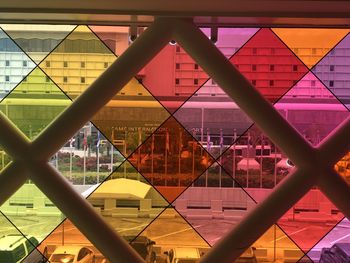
[0,26,349,149]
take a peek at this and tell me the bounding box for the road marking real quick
[152,225,203,240]
[118,223,150,233]
[270,227,309,243]
[330,232,350,245]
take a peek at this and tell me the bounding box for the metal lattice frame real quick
[0,18,350,263]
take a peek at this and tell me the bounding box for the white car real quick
[49,246,95,263]
[0,234,46,263]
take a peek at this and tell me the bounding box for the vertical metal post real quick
[233,129,237,187]
[165,128,168,186]
[260,134,263,188]
[70,146,73,181]
[151,133,154,184]
[246,132,250,188]
[178,127,182,186]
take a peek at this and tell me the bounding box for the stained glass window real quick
[0,24,349,263]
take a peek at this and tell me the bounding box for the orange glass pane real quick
[128,116,214,203]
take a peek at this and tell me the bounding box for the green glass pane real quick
[0,29,36,100]
[0,67,71,140]
[0,183,65,245]
[0,24,76,64]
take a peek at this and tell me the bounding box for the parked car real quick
[0,234,46,263]
[102,236,157,263]
[49,246,95,263]
[320,243,350,263]
[127,235,157,263]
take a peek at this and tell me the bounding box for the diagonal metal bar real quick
[28,162,145,263]
[0,162,28,207]
[0,112,31,158]
[0,113,31,206]
[32,17,174,160]
[199,168,315,263]
[172,18,315,168]
[318,168,350,220]
[318,116,350,166]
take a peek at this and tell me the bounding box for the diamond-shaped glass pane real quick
[0,184,65,243]
[85,161,169,240]
[173,162,256,245]
[0,67,71,140]
[230,28,309,103]
[128,116,214,203]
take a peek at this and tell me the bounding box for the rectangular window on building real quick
[293,65,298,72]
[46,61,50,67]
[252,80,256,86]
[176,63,180,70]
[269,80,274,86]
[104,62,108,68]
[252,65,257,71]
[63,61,68,67]
[23,61,27,67]
[330,65,335,71]
[329,80,334,87]
[81,61,85,68]
[311,80,316,87]
[176,46,181,53]
[5,60,10,67]
[270,65,275,71]
[194,79,199,85]
[5,75,9,82]
[81,77,86,84]
[194,63,199,70]
[175,78,180,85]
[63,76,68,83]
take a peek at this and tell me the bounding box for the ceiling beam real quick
[1,0,350,26]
